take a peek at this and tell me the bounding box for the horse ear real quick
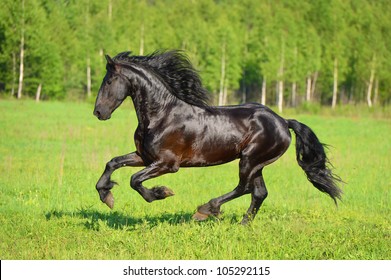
[105,54,115,66]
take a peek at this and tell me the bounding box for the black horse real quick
[93,50,342,224]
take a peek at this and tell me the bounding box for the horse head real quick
[93,54,130,120]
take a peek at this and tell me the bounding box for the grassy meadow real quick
[0,100,390,260]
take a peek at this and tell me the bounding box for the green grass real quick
[0,100,390,259]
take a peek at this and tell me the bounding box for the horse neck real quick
[124,66,178,129]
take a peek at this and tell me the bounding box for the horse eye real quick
[107,79,112,85]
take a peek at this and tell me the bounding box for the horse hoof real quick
[192,211,209,221]
[152,186,175,199]
[104,192,114,209]
[163,187,175,197]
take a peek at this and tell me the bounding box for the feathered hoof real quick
[104,191,114,209]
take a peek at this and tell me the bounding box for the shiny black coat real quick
[93,51,342,224]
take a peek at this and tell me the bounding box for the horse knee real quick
[106,159,118,171]
[254,187,268,201]
[130,175,140,190]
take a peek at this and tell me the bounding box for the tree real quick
[0,0,26,98]
[309,0,350,108]
[0,0,390,106]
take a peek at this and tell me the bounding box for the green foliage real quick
[0,100,390,259]
[0,0,391,106]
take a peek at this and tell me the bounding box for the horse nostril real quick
[94,110,101,118]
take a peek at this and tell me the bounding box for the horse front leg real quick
[130,161,178,203]
[96,152,144,208]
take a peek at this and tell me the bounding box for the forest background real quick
[1,0,391,111]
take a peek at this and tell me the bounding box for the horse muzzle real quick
[93,108,111,120]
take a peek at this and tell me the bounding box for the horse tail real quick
[287,119,343,204]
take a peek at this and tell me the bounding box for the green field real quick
[0,100,390,259]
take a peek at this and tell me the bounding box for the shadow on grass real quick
[45,209,194,231]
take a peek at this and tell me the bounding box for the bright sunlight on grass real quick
[0,100,390,259]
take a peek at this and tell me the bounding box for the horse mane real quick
[112,50,211,108]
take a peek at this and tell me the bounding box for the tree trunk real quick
[367,67,375,108]
[17,0,25,99]
[261,76,266,105]
[86,56,91,97]
[331,58,338,109]
[367,54,377,107]
[218,42,226,106]
[35,83,42,102]
[17,32,24,99]
[306,75,311,102]
[278,80,283,113]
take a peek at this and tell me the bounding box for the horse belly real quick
[180,135,242,167]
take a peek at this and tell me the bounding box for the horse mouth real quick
[93,110,111,120]
[98,116,111,121]
[97,115,111,121]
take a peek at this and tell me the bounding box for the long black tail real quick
[287,119,343,204]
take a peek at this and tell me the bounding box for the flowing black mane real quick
[112,50,210,108]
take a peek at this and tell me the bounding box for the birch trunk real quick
[261,76,266,105]
[17,33,24,99]
[35,83,42,102]
[366,67,375,108]
[331,58,338,109]
[306,75,311,102]
[17,0,25,99]
[278,79,283,113]
[218,43,226,106]
[368,54,377,107]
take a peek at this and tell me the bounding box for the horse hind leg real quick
[192,183,249,221]
[241,170,268,225]
[240,144,290,224]
[192,156,255,221]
